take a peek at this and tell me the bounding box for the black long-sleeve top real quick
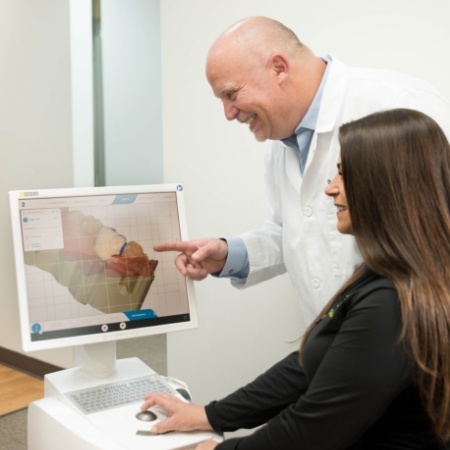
[205,269,449,449]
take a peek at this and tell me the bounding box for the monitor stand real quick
[28,342,222,450]
[73,341,117,379]
[44,342,157,401]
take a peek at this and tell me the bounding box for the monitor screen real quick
[9,184,197,356]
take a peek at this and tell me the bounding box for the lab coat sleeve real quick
[230,141,288,289]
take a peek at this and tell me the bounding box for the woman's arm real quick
[206,351,307,431]
[213,286,410,450]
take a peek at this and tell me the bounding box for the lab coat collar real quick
[315,55,350,134]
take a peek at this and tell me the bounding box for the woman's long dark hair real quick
[301,108,450,441]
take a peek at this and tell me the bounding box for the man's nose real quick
[223,100,239,121]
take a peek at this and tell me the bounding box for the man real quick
[155,16,450,325]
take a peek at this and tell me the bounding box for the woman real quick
[141,109,450,449]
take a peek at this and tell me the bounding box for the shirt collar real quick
[282,55,332,148]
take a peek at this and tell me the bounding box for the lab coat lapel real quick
[301,56,350,205]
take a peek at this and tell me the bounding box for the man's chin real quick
[251,130,269,142]
[251,136,264,142]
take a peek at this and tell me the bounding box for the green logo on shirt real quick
[328,294,350,319]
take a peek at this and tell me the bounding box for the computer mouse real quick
[176,388,191,401]
[135,410,157,422]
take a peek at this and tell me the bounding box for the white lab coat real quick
[234,56,450,326]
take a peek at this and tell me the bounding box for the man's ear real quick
[269,54,289,82]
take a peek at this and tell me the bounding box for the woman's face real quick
[325,156,353,235]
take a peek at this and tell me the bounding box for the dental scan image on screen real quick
[9,184,196,352]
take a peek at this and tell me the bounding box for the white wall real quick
[101,0,163,186]
[0,0,163,369]
[161,0,450,408]
[0,0,76,366]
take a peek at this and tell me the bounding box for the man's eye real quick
[225,91,236,100]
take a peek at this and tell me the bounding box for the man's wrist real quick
[215,236,249,279]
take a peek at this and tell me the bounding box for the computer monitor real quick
[9,184,197,378]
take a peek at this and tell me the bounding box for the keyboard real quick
[66,374,178,414]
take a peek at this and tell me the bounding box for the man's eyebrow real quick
[213,87,229,99]
[219,83,244,98]
[218,87,236,97]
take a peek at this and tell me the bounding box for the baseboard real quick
[0,347,61,379]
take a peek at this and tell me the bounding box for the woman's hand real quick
[140,393,213,434]
[196,440,219,450]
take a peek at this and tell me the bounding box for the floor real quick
[0,337,167,449]
[0,364,44,416]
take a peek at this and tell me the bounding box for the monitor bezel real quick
[9,184,198,353]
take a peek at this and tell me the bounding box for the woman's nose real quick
[325,177,339,196]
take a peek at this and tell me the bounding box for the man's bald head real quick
[205,17,325,142]
[207,16,305,70]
